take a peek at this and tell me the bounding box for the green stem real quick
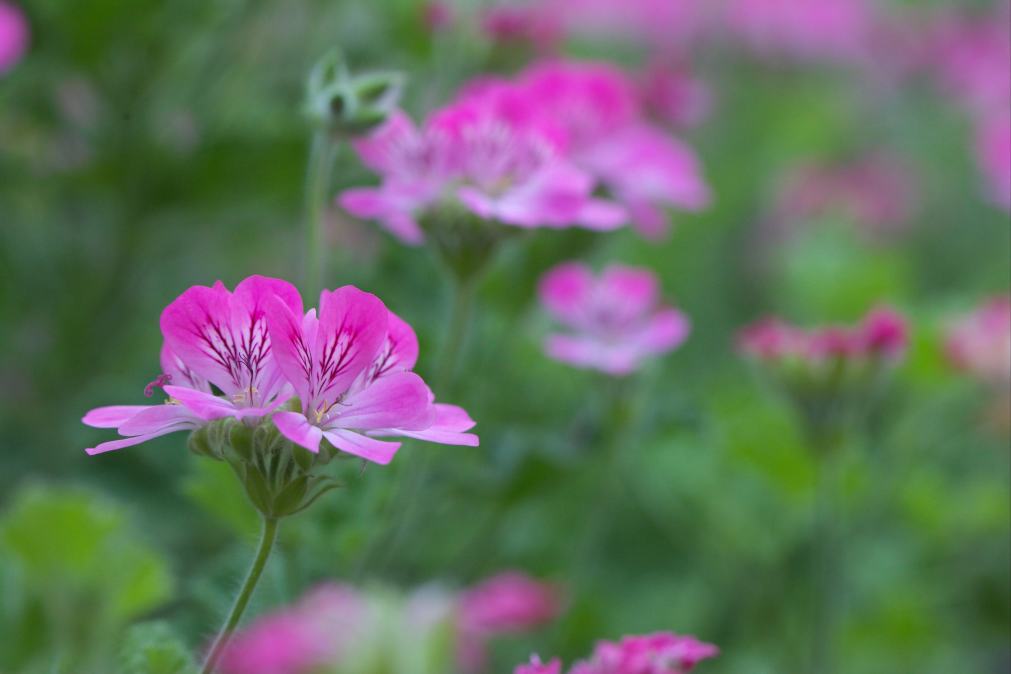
[436,277,476,391]
[811,451,839,674]
[200,517,280,674]
[303,130,338,296]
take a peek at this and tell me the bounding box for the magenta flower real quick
[339,83,626,245]
[725,0,875,63]
[457,572,561,672]
[83,276,303,455]
[771,154,919,240]
[0,2,28,75]
[218,584,366,674]
[516,60,710,238]
[516,656,564,674]
[539,262,691,375]
[946,295,1011,389]
[638,59,712,130]
[738,307,909,366]
[569,633,719,674]
[266,286,478,464]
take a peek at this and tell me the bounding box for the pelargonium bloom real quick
[539,262,691,375]
[266,285,478,464]
[724,0,876,63]
[457,572,561,672]
[0,2,28,74]
[83,276,304,455]
[737,307,909,365]
[946,295,1011,389]
[516,60,711,238]
[339,81,626,245]
[974,111,1011,210]
[570,633,719,674]
[218,584,367,674]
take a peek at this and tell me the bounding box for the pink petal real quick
[322,429,401,465]
[160,385,244,421]
[331,371,433,431]
[85,427,189,456]
[159,343,211,392]
[357,310,420,385]
[264,297,317,407]
[599,265,660,319]
[273,411,323,454]
[117,402,204,435]
[82,405,148,429]
[636,307,691,353]
[538,262,594,325]
[351,111,420,174]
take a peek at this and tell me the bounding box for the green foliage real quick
[118,622,196,674]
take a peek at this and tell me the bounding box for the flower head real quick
[540,262,691,375]
[0,2,27,74]
[946,295,1011,389]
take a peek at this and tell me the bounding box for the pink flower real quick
[339,85,626,245]
[975,111,1011,210]
[570,632,719,674]
[930,8,1011,117]
[218,584,366,674]
[725,0,876,63]
[83,276,303,455]
[266,286,478,464]
[516,60,710,238]
[539,262,691,375]
[946,295,1011,389]
[0,2,28,74]
[457,572,561,672]
[638,60,713,129]
[772,154,918,240]
[516,656,564,674]
[737,307,909,365]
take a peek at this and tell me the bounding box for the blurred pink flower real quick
[638,59,713,129]
[218,584,366,674]
[737,306,909,365]
[0,1,28,74]
[480,3,563,49]
[83,276,304,455]
[422,0,455,31]
[772,154,919,240]
[340,85,626,244]
[457,572,561,672]
[930,6,1011,117]
[266,286,478,463]
[974,111,1011,210]
[725,0,876,63]
[946,295,1011,389]
[568,632,719,674]
[516,656,564,674]
[540,262,691,375]
[516,60,710,238]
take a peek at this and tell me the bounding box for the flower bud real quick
[305,48,404,138]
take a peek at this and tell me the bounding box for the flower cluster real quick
[516,632,718,674]
[928,4,1011,210]
[83,276,477,515]
[0,1,27,74]
[945,295,1011,390]
[771,154,918,241]
[539,262,691,376]
[340,59,709,244]
[217,572,559,674]
[737,307,908,443]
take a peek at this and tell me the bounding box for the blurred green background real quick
[1,0,1008,673]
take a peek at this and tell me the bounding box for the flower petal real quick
[117,402,204,436]
[538,262,594,326]
[636,307,691,353]
[85,427,190,456]
[331,371,433,431]
[322,429,401,465]
[82,406,148,429]
[273,411,323,454]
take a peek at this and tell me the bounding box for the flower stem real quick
[811,450,839,674]
[303,130,338,296]
[200,517,280,674]
[436,276,476,391]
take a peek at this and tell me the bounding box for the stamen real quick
[144,373,172,397]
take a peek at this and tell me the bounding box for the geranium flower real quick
[515,656,564,674]
[0,2,28,75]
[339,83,626,245]
[946,295,1011,389]
[83,276,303,454]
[539,262,691,375]
[266,286,478,464]
[569,632,719,674]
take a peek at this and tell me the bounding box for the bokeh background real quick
[1,0,1009,672]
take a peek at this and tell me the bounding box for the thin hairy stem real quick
[303,130,338,296]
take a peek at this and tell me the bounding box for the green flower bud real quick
[305,48,404,138]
